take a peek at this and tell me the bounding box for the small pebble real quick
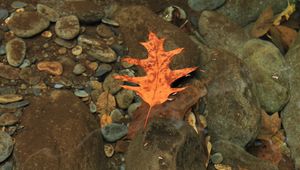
[11,1,27,9]
[74,89,89,98]
[87,62,98,71]
[211,152,223,164]
[72,45,82,56]
[0,113,18,126]
[54,83,64,89]
[58,47,67,54]
[41,31,52,38]
[101,18,119,26]
[101,123,128,142]
[127,102,141,117]
[96,24,114,38]
[0,9,9,20]
[55,15,80,40]
[110,109,124,122]
[0,131,14,162]
[19,59,31,68]
[104,144,114,157]
[116,89,135,109]
[95,63,112,77]
[73,63,86,75]
[0,45,6,55]
[89,102,97,113]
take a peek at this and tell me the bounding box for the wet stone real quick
[74,89,89,98]
[6,38,26,67]
[95,63,112,77]
[96,24,114,38]
[0,113,18,126]
[103,73,123,95]
[0,131,14,162]
[37,4,59,22]
[0,45,6,56]
[211,152,223,164]
[0,9,9,20]
[101,123,128,142]
[116,89,135,109]
[0,100,29,109]
[55,15,80,40]
[73,63,86,75]
[127,102,141,117]
[7,11,50,38]
[11,1,27,9]
[110,109,124,123]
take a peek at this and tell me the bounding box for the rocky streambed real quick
[0,0,299,170]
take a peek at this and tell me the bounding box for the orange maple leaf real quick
[114,32,197,128]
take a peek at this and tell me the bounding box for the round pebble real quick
[104,144,114,157]
[127,102,141,117]
[211,152,223,164]
[89,102,97,113]
[41,31,52,38]
[54,83,64,89]
[96,24,114,38]
[0,131,14,162]
[116,89,135,109]
[6,38,26,67]
[103,73,123,95]
[37,4,60,22]
[73,63,86,75]
[55,15,80,40]
[7,11,50,38]
[101,123,128,142]
[72,45,82,56]
[87,62,98,71]
[74,89,89,98]
[11,1,27,9]
[110,109,124,122]
[0,9,9,20]
[58,47,67,54]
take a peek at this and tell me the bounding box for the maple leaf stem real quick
[143,105,153,129]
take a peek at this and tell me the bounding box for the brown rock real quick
[0,63,20,80]
[112,5,202,71]
[14,90,106,170]
[37,61,63,76]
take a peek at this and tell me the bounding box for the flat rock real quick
[213,140,278,170]
[101,123,128,142]
[6,38,26,67]
[14,90,106,170]
[126,118,207,170]
[281,32,300,169]
[203,47,261,147]
[188,0,225,11]
[242,39,289,113]
[7,11,50,38]
[78,35,117,63]
[112,5,202,71]
[216,0,288,26]
[37,4,60,22]
[55,15,80,40]
[198,10,249,58]
[0,113,18,126]
[57,1,105,24]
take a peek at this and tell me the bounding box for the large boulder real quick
[202,47,261,147]
[14,90,106,170]
[216,0,288,26]
[242,39,289,113]
[198,10,250,59]
[126,118,207,170]
[281,33,300,169]
[112,5,202,71]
